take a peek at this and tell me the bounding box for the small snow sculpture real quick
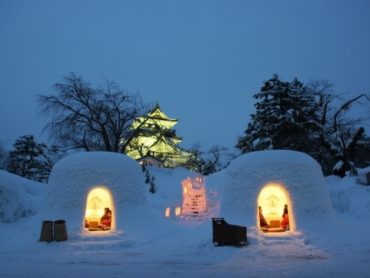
[181,176,207,215]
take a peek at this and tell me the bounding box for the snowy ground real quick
[1,169,370,278]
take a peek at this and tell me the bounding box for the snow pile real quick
[0,170,45,223]
[327,175,370,219]
[221,150,334,230]
[357,166,370,185]
[145,166,189,207]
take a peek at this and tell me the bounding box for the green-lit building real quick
[122,104,195,168]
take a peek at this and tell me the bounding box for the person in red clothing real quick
[280,204,289,230]
[100,207,112,230]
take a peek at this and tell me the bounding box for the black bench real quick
[212,218,248,246]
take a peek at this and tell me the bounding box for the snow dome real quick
[47,152,146,233]
[221,150,334,233]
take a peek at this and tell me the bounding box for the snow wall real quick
[0,170,45,223]
[221,150,334,231]
[46,152,146,232]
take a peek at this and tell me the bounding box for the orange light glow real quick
[165,207,171,217]
[257,183,295,232]
[85,187,115,230]
[175,206,182,216]
[181,176,207,215]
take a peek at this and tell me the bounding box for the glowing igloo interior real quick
[257,183,295,232]
[84,187,115,231]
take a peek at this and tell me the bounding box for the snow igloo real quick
[221,150,334,234]
[46,152,146,234]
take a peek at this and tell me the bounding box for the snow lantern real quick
[221,150,334,233]
[47,152,146,233]
[181,176,207,215]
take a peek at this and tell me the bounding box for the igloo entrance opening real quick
[84,187,115,231]
[257,183,294,233]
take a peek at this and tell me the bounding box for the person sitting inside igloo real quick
[259,206,269,229]
[100,207,112,230]
[280,204,289,230]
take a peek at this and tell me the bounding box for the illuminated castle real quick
[123,104,195,168]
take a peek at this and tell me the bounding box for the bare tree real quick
[39,73,148,152]
[189,144,234,175]
[331,94,370,177]
[308,81,370,176]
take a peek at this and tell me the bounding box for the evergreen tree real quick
[7,135,52,182]
[237,76,369,176]
[0,141,8,170]
[141,165,156,193]
[236,75,317,153]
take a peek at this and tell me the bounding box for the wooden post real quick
[54,220,68,241]
[39,221,53,242]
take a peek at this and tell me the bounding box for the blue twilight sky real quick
[0,0,370,150]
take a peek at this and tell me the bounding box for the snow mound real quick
[47,152,146,209]
[221,150,334,230]
[146,166,192,204]
[0,170,45,223]
[327,175,370,219]
[357,166,370,185]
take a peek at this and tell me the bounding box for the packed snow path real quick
[1,216,370,278]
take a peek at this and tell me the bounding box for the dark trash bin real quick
[212,218,248,247]
[54,220,68,241]
[39,220,54,242]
